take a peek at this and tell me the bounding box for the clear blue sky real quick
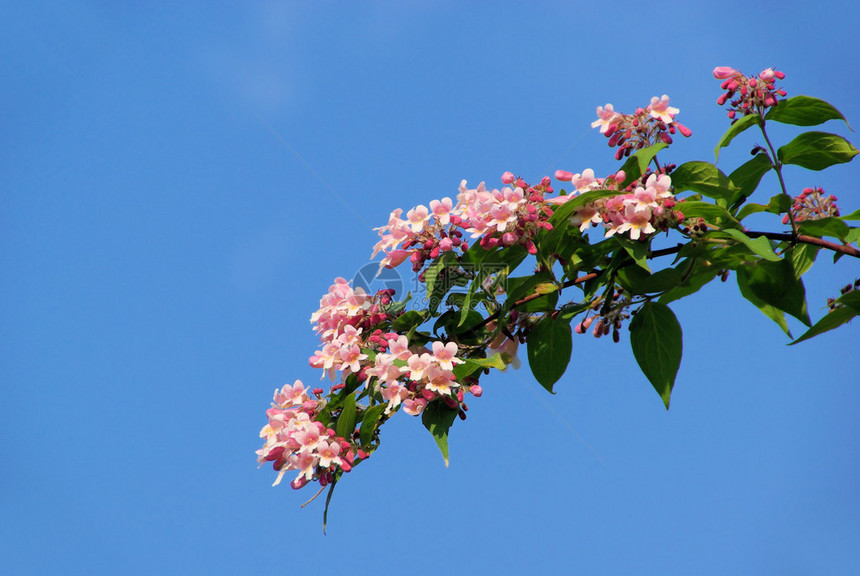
[3,2,859,574]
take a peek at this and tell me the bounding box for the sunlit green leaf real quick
[839,208,860,221]
[798,217,850,241]
[712,229,781,262]
[619,143,668,187]
[790,306,857,345]
[736,193,791,221]
[777,132,859,171]
[670,161,736,199]
[787,244,819,278]
[678,201,742,228]
[715,114,761,161]
[764,95,851,128]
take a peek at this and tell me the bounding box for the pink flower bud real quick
[470,385,483,397]
[501,172,515,184]
[290,477,309,490]
[555,170,574,182]
[676,122,692,137]
[713,66,738,79]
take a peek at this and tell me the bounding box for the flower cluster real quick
[308,278,393,381]
[260,276,476,491]
[713,66,787,120]
[257,380,356,489]
[553,169,683,241]
[458,174,555,254]
[372,200,467,273]
[592,95,692,160]
[367,335,474,416]
[826,280,860,313]
[373,175,556,273]
[783,187,840,224]
[574,289,632,343]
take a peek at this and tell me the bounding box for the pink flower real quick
[501,171,515,184]
[315,440,343,468]
[554,170,574,182]
[646,95,679,123]
[381,382,410,414]
[406,205,430,233]
[407,353,433,381]
[431,341,461,371]
[591,103,619,133]
[273,380,310,408]
[429,197,453,225]
[402,397,428,416]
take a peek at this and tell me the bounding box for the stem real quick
[759,121,797,234]
[746,231,860,258]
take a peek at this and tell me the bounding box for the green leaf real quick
[715,114,761,161]
[788,244,819,278]
[335,393,357,439]
[629,302,682,409]
[322,481,336,535]
[424,252,455,295]
[790,305,857,345]
[764,95,851,129]
[736,266,792,337]
[728,153,772,209]
[618,143,668,187]
[517,291,559,313]
[798,217,850,242]
[504,272,554,309]
[670,161,736,200]
[453,353,508,379]
[616,236,651,271]
[359,404,387,446]
[677,201,742,228]
[777,132,859,171]
[659,264,720,304]
[421,400,459,467]
[526,315,572,393]
[840,291,860,314]
[616,265,683,295]
[839,208,860,221]
[846,228,860,246]
[711,229,782,262]
[736,193,791,221]
[739,259,811,326]
[390,310,427,333]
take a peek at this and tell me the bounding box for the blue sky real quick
[2,2,859,574]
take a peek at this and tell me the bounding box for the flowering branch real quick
[257,66,859,528]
